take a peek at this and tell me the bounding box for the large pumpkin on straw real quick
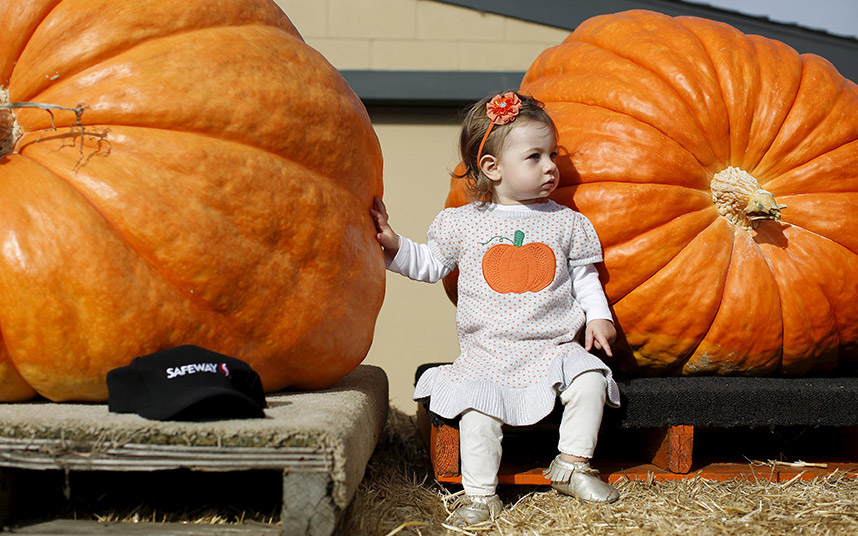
[446,10,858,376]
[0,0,384,401]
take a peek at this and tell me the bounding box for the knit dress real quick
[391,201,620,426]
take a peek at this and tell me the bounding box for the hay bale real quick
[342,409,858,536]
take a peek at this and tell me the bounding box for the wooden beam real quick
[430,423,460,478]
[651,425,694,474]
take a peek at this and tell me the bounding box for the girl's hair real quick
[455,91,556,204]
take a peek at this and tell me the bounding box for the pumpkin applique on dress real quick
[481,230,556,294]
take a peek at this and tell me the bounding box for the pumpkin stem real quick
[710,167,786,230]
[0,88,23,159]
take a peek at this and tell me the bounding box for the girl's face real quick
[488,121,558,205]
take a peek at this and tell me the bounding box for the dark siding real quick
[342,0,857,106]
[436,0,858,82]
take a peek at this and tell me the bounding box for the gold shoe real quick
[543,456,619,503]
[447,494,502,527]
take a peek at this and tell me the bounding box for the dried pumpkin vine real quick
[0,92,110,170]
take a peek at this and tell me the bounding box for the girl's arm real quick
[571,264,616,356]
[390,236,453,282]
[371,196,401,255]
[371,196,452,283]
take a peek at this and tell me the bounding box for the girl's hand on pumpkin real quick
[370,196,401,253]
[585,319,616,357]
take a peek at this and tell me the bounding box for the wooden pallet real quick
[0,365,389,536]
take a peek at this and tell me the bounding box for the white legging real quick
[459,370,607,496]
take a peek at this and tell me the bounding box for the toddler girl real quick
[371,91,620,527]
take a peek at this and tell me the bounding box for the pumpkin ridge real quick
[556,35,725,171]
[527,52,721,172]
[18,24,300,103]
[0,157,253,399]
[742,229,787,368]
[769,198,858,258]
[10,0,302,101]
[761,140,858,195]
[0,0,63,86]
[549,103,713,190]
[778,229,854,351]
[604,208,720,304]
[708,36,801,176]
[808,261,858,369]
[759,110,852,180]
[685,230,784,375]
[743,36,804,173]
[672,225,738,374]
[19,123,376,294]
[676,21,783,174]
[754,226,842,374]
[17,123,369,205]
[17,30,380,199]
[15,155,244,320]
[17,25,307,103]
[542,92,718,174]
[613,217,735,370]
[526,69,712,169]
[598,12,732,158]
[22,141,361,330]
[13,146,305,340]
[569,185,714,248]
[751,56,854,180]
[606,206,718,258]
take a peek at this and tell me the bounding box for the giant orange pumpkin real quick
[446,10,858,376]
[0,0,384,401]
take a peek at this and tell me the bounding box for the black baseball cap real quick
[107,345,267,421]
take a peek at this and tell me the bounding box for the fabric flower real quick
[486,92,522,125]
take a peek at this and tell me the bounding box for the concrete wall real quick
[273,0,570,411]
[274,0,568,71]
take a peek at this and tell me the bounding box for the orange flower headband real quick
[477,92,523,162]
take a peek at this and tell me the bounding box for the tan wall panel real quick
[310,39,372,70]
[363,109,463,412]
[273,0,567,72]
[370,40,460,70]
[274,0,327,37]
[416,1,506,41]
[327,0,417,39]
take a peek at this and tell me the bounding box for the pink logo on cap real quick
[220,363,230,377]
